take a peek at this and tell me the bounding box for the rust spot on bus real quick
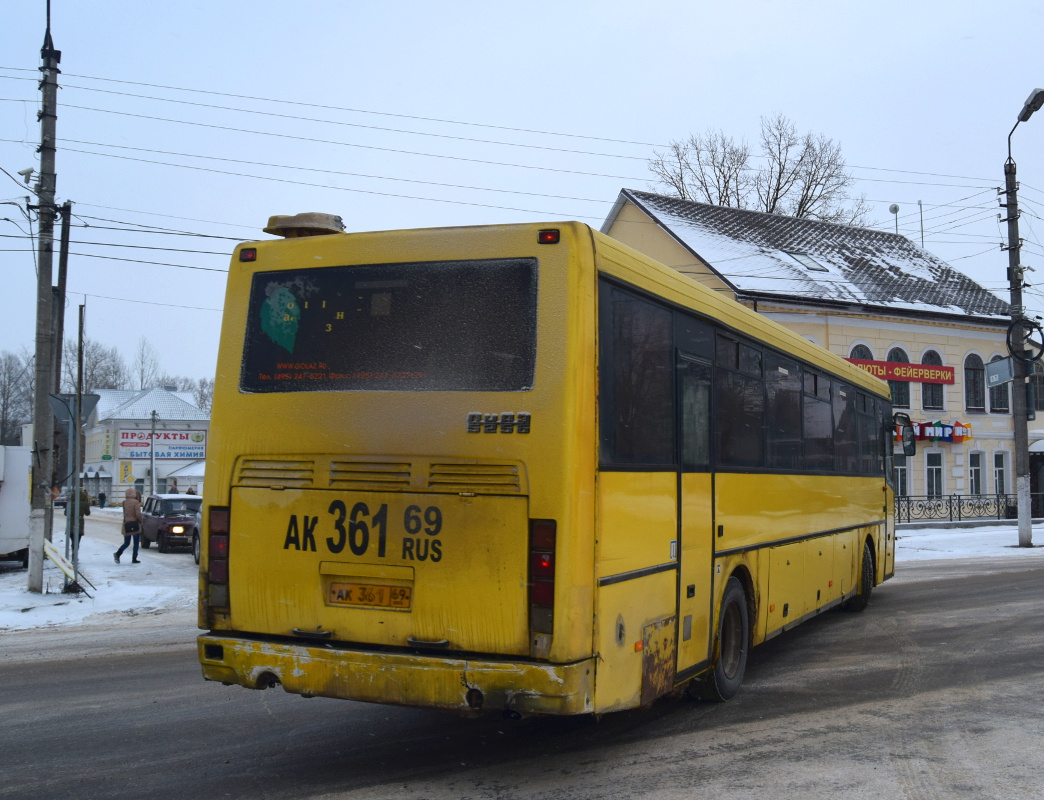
[640,616,677,706]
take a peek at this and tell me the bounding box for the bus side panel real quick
[805,536,836,610]
[595,472,677,579]
[766,542,805,630]
[592,573,676,713]
[715,474,884,554]
[677,473,713,674]
[594,471,677,712]
[834,530,858,597]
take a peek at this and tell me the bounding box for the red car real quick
[140,494,203,553]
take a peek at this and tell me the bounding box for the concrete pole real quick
[28,25,62,592]
[1003,154,1033,548]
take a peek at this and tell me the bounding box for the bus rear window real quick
[240,258,538,393]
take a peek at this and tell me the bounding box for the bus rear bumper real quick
[198,633,594,716]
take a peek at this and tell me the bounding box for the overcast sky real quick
[2,0,1043,381]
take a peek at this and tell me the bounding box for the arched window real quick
[1033,363,1044,414]
[921,350,944,411]
[989,355,1009,413]
[888,347,910,409]
[965,354,985,412]
[850,344,873,361]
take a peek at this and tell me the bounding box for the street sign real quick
[987,356,1015,387]
[48,393,100,425]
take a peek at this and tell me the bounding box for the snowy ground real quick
[0,507,197,633]
[2,514,1044,634]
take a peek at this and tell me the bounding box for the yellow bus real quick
[198,213,903,716]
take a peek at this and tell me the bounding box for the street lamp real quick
[1003,88,1043,549]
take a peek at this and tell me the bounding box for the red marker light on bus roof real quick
[239,248,257,262]
[537,229,560,244]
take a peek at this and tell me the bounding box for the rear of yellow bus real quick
[197,216,598,716]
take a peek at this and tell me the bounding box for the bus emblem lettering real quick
[466,411,531,433]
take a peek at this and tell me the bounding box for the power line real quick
[76,202,257,232]
[56,105,646,181]
[54,144,603,219]
[37,69,663,148]
[51,137,613,204]
[66,251,227,273]
[66,289,221,312]
[0,231,231,256]
[55,82,648,161]
[1,68,1023,191]
[70,216,245,241]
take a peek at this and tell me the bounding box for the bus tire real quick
[699,577,749,702]
[845,540,875,612]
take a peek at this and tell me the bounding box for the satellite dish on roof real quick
[888,204,900,234]
[889,204,899,215]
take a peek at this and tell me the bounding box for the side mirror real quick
[893,412,916,456]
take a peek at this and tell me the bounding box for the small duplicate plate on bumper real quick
[320,562,415,612]
[328,582,412,609]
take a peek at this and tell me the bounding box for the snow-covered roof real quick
[166,459,205,478]
[604,190,1010,320]
[91,387,208,423]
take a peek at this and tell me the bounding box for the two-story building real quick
[81,386,209,501]
[602,189,1044,503]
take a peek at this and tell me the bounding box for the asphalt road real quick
[1,558,1042,800]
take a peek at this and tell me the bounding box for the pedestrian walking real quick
[115,488,143,564]
[64,487,91,542]
[98,490,106,509]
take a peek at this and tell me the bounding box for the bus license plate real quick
[328,582,412,609]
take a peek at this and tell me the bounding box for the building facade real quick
[602,190,1044,502]
[82,387,209,501]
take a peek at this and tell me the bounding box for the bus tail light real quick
[529,519,556,656]
[208,506,231,609]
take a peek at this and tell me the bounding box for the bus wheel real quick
[699,577,749,702]
[845,541,875,612]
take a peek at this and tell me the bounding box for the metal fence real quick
[893,493,1044,522]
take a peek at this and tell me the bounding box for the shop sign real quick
[847,359,955,384]
[118,429,207,459]
[894,419,972,444]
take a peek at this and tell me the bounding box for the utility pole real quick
[53,200,72,391]
[28,9,62,592]
[1002,88,1044,549]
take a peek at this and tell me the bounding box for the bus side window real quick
[678,358,711,471]
[598,282,675,467]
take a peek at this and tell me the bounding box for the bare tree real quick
[155,374,196,392]
[649,113,870,226]
[0,351,33,445]
[61,337,131,392]
[150,374,212,411]
[132,336,160,390]
[193,377,214,413]
[649,131,752,207]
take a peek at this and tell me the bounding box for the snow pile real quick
[0,513,197,632]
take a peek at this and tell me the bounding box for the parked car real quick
[53,489,69,508]
[140,493,203,553]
